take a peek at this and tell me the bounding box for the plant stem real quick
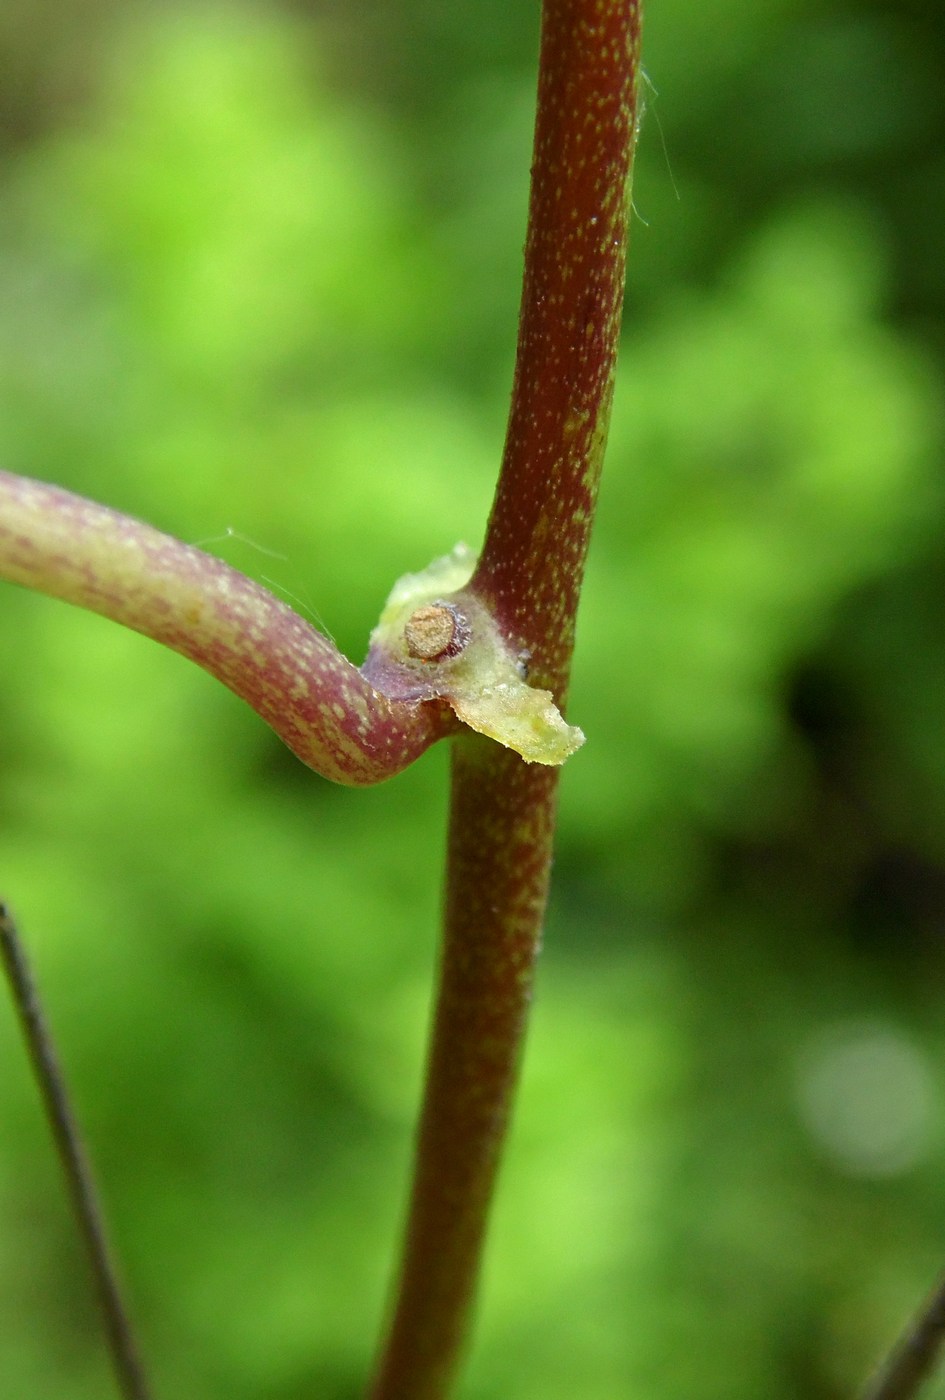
[370,740,558,1399]
[0,470,452,786]
[861,1274,945,1400]
[473,0,642,695]
[370,2,641,1396]
[0,904,153,1400]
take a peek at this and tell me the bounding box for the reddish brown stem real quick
[370,2,641,1396]
[473,0,642,694]
[862,1273,945,1400]
[371,740,557,1400]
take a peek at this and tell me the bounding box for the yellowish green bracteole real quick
[363,544,583,765]
[0,470,582,780]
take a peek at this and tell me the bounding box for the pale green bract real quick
[369,545,585,766]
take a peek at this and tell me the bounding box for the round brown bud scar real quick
[405,604,456,660]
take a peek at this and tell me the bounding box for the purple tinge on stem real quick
[0,470,453,785]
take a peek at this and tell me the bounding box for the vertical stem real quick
[474,0,642,695]
[0,904,153,1400]
[370,2,641,1396]
[371,740,557,1399]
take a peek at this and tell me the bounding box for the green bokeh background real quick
[2,1,945,1396]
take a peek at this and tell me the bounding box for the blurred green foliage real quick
[1,1,945,1397]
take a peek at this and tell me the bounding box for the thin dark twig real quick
[862,1272,945,1400]
[0,901,154,1400]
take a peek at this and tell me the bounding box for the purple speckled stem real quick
[0,471,452,785]
[370,1,641,1396]
[473,0,640,700]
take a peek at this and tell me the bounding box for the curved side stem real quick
[370,1,641,1395]
[0,470,450,785]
